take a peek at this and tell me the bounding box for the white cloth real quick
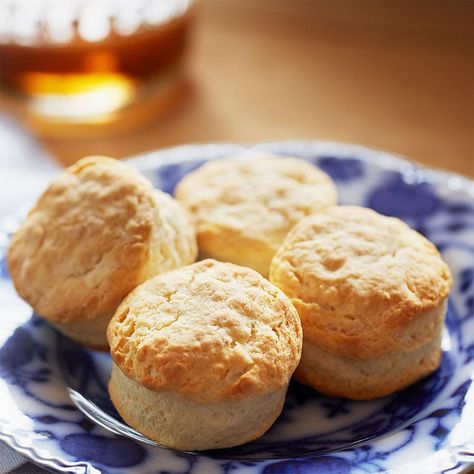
[0,446,27,474]
[0,113,58,473]
[0,114,59,217]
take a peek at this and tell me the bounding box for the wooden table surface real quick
[37,0,474,176]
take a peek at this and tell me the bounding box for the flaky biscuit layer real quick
[270,206,452,359]
[107,259,302,403]
[8,156,197,329]
[175,155,337,275]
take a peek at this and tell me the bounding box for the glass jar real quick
[0,0,192,137]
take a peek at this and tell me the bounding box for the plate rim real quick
[126,139,474,194]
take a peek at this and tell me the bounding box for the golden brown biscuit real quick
[270,205,452,399]
[8,156,197,349]
[107,259,302,450]
[175,155,337,276]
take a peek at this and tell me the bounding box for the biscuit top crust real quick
[174,155,337,251]
[107,259,302,403]
[7,156,196,323]
[270,206,452,356]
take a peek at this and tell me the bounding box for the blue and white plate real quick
[0,141,473,474]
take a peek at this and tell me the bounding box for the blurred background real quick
[0,0,473,175]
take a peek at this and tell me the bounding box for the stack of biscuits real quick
[7,153,452,451]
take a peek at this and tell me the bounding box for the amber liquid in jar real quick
[0,1,191,134]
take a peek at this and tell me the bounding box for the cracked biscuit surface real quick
[108,259,302,403]
[107,259,302,450]
[174,155,337,276]
[270,205,452,399]
[7,156,197,348]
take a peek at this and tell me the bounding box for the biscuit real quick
[269,205,452,399]
[7,156,197,349]
[175,155,337,276]
[107,259,302,450]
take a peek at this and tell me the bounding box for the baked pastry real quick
[8,156,197,349]
[107,259,302,450]
[270,205,452,400]
[175,154,337,276]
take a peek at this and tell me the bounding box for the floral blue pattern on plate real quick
[0,141,473,474]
